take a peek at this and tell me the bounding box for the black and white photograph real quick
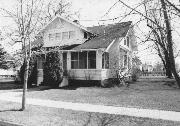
[0,0,180,125]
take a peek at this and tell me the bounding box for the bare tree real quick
[115,0,180,86]
[0,0,80,110]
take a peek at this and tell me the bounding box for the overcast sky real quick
[0,0,179,64]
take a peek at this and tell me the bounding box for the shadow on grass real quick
[0,108,22,112]
[28,80,102,92]
[0,79,23,90]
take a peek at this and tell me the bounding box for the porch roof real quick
[72,21,132,50]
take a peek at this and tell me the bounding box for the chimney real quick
[73,20,80,24]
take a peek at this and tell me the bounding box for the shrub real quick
[43,51,63,87]
[131,67,141,81]
[101,78,119,88]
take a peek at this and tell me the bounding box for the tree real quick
[115,0,180,87]
[160,0,180,86]
[0,0,79,110]
[0,44,8,69]
[143,0,173,78]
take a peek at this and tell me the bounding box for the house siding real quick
[43,17,87,47]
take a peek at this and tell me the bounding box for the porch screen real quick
[79,51,87,69]
[71,51,96,69]
[102,52,109,69]
[88,51,96,69]
[71,52,78,69]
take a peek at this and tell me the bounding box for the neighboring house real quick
[140,63,153,72]
[35,16,137,85]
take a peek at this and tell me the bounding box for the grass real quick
[0,101,180,126]
[26,78,180,112]
[0,78,180,125]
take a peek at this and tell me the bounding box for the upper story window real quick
[49,34,54,41]
[124,38,126,45]
[84,32,88,39]
[124,36,130,47]
[127,36,130,47]
[69,31,75,39]
[62,32,69,40]
[55,33,61,40]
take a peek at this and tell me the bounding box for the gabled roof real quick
[72,21,132,50]
[40,15,89,33]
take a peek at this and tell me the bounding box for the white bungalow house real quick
[35,16,137,85]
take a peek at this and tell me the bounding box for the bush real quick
[19,54,37,87]
[131,67,141,81]
[101,78,119,88]
[43,51,63,87]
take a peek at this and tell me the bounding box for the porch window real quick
[71,52,79,69]
[71,51,96,69]
[88,51,96,69]
[79,51,87,69]
[102,52,109,69]
[55,33,61,40]
[62,32,69,40]
[69,31,75,39]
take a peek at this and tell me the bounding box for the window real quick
[88,51,96,69]
[128,56,131,69]
[71,52,79,69]
[37,54,45,69]
[127,36,130,47]
[49,34,54,41]
[102,52,109,69]
[124,54,128,67]
[55,33,61,40]
[71,51,96,69]
[84,32,88,39]
[79,51,87,69]
[69,31,75,39]
[62,32,69,40]
[124,38,126,45]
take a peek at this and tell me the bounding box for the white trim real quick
[105,39,116,52]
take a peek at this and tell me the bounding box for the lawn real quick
[26,78,180,111]
[1,78,180,125]
[0,101,180,126]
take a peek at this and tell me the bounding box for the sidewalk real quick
[0,91,180,122]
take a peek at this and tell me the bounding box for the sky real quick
[0,0,179,65]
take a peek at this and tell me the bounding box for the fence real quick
[140,71,166,77]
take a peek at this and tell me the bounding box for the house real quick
[35,16,137,85]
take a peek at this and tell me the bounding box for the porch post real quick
[67,51,71,70]
[96,50,102,69]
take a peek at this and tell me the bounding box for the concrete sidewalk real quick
[0,91,180,122]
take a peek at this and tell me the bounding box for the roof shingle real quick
[72,21,132,50]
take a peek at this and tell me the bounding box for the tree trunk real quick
[22,59,29,110]
[164,52,172,78]
[160,0,180,87]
